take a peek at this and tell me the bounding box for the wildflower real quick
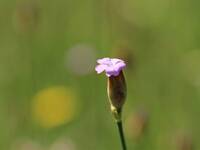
[95,57,128,150]
[95,58,127,121]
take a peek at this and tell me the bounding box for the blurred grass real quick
[0,0,200,149]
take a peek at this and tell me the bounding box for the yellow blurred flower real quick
[32,86,78,128]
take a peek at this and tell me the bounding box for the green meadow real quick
[0,0,200,149]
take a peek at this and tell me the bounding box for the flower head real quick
[95,57,127,121]
[95,58,126,77]
[95,57,128,147]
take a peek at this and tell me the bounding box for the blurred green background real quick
[0,0,200,149]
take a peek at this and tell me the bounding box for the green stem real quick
[117,121,127,150]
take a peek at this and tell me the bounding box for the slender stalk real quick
[117,121,127,150]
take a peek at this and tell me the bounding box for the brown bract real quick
[107,71,127,111]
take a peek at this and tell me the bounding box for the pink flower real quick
[95,58,126,77]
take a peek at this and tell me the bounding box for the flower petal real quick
[114,61,126,72]
[97,58,111,65]
[95,64,106,74]
[111,58,124,65]
[105,66,118,77]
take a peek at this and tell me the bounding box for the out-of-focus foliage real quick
[0,0,200,149]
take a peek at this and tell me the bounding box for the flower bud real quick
[107,71,127,120]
